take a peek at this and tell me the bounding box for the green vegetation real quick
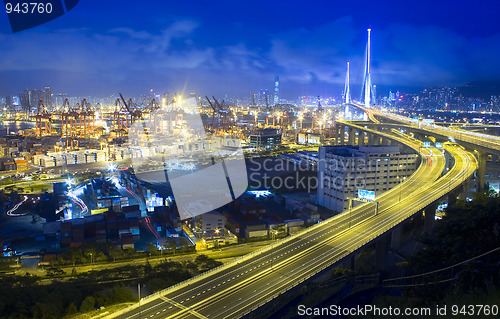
[362,192,500,317]
[408,191,500,272]
[52,242,195,267]
[0,178,13,186]
[0,254,222,318]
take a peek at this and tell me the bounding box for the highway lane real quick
[356,103,500,152]
[110,120,476,318]
[179,143,473,319]
[111,127,453,319]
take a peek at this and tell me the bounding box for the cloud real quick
[0,20,212,94]
[2,15,500,98]
[268,17,363,85]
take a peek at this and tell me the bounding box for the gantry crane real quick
[205,96,234,131]
[34,99,52,138]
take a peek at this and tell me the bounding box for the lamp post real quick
[349,198,353,228]
[271,230,278,240]
[398,176,405,202]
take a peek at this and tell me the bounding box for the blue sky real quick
[1,0,500,99]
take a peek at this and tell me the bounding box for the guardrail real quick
[106,131,476,319]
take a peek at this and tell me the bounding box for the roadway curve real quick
[6,196,28,216]
[355,102,500,152]
[110,126,476,319]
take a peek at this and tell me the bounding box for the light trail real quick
[112,116,477,319]
[6,196,28,216]
[145,217,160,239]
[68,191,88,215]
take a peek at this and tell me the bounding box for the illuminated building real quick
[317,146,417,212]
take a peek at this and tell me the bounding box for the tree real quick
[146,243,159,256]
[80,296,96,313]
[66,302,78,316]
[107,245,121,262]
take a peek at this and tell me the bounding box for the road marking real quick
[124,144,471,319]
[160,296,208,319]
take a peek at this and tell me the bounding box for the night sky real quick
[1,0,500,99]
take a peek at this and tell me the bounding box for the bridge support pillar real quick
[476,151,487,192]
[390,225,403,250]
[459,177,470,201]
[348,127,356,145]
[376,234,389,270]
[358,131,365,146]
[444,150,453,176]
[341,253,355,270]
[423,203,437,237]
[373,134,380,146]
[448,188,460,207]
[332,125,338,145]
[339,125,345,145]
[334,125,341,145]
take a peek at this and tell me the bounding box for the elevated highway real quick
[350,102,497,191]
[110,122,476,319]
[356,103,500,153]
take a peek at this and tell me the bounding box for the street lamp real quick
[397,176,405,202]
[348,198,353,228]
[271,230,278,240]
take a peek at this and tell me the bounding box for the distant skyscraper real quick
[258,89,269,107]
[54,93,67,108]
[30,89,40,107]
[19,89,30,111]
[43,87,53,108]
[248,92,256,106]
[12,96,20,108]
[274,75,280,105]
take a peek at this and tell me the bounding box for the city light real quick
[0,8,498,319]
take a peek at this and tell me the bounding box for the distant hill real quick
[458,81,500,99]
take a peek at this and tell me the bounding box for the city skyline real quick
[1,1,500,98]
